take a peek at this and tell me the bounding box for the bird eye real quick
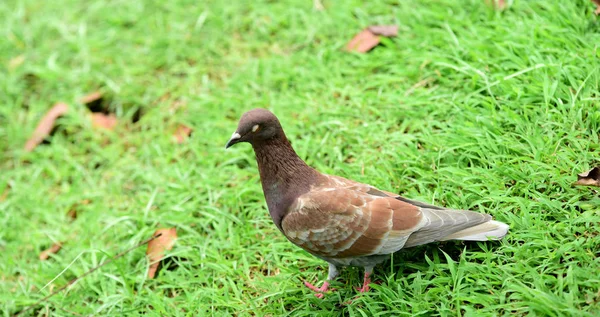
[252,124,260,132]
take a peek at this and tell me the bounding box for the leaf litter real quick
[39,243,62,261]
[80,91,119,130]
[147,228,178,279]
[574,167,600,187]
[173,124,193,144]
[346,25,398,53]
[24,103,69,152]
[90,113,118,130]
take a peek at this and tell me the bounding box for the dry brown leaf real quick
[574,167,600,187]
[173,125,193,144]
[592,0,600,15]
[66,199,91,220]
[90,113,117,130]
[147,228,177,279]
[80,91,103,104]
[346,29,381,53]
[346,25,397,53]
[39,243,62,260]
[24,103,69,152]
[367,25,398,37]
[66,208,78,221]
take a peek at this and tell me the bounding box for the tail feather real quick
[441,220,509,241]
[404,208,509,248]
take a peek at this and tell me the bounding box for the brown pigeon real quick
[226,108,509,298]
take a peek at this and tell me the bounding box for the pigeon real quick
[225,108,509,298]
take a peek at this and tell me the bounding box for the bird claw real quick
[303,280,331,298]
[355,284,370,293]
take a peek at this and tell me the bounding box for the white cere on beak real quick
[230,132,241,140]
[252,124,259,132]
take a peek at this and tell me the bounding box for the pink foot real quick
[304,280,330,298]
[355,284,370,292]
[355,272,371,293]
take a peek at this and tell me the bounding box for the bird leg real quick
[303,281,330,299]
[355,265,374,293]
[355,272,371,292]
[304,263,338,298]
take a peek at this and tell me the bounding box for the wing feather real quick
[281,174,501,259]
[282,182,424,258]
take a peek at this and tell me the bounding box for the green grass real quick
[1,0,600,315]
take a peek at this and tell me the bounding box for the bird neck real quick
[252,135,319,229]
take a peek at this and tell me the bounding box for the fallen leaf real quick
[24,103,69,152]
[593,0,600,15]
[147,228,177,279]
[80,91,102,104]
[66,209,78,221]
[574,167,600,187]
[367,25,398,37]
[346,25,397,53]
[8,55,26,70]
[90,113,117,130]
[39,243,62,260]
[346,29,381,53]
[173,124,193,144]
[66,199,91,220]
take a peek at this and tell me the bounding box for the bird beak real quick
[225,132,241,149]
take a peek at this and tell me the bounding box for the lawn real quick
[1,0,600,315]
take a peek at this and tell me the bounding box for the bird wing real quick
[281,183,426,258]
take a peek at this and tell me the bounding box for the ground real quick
[1,0,600,316]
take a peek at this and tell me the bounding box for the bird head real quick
[225,108,283,149]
